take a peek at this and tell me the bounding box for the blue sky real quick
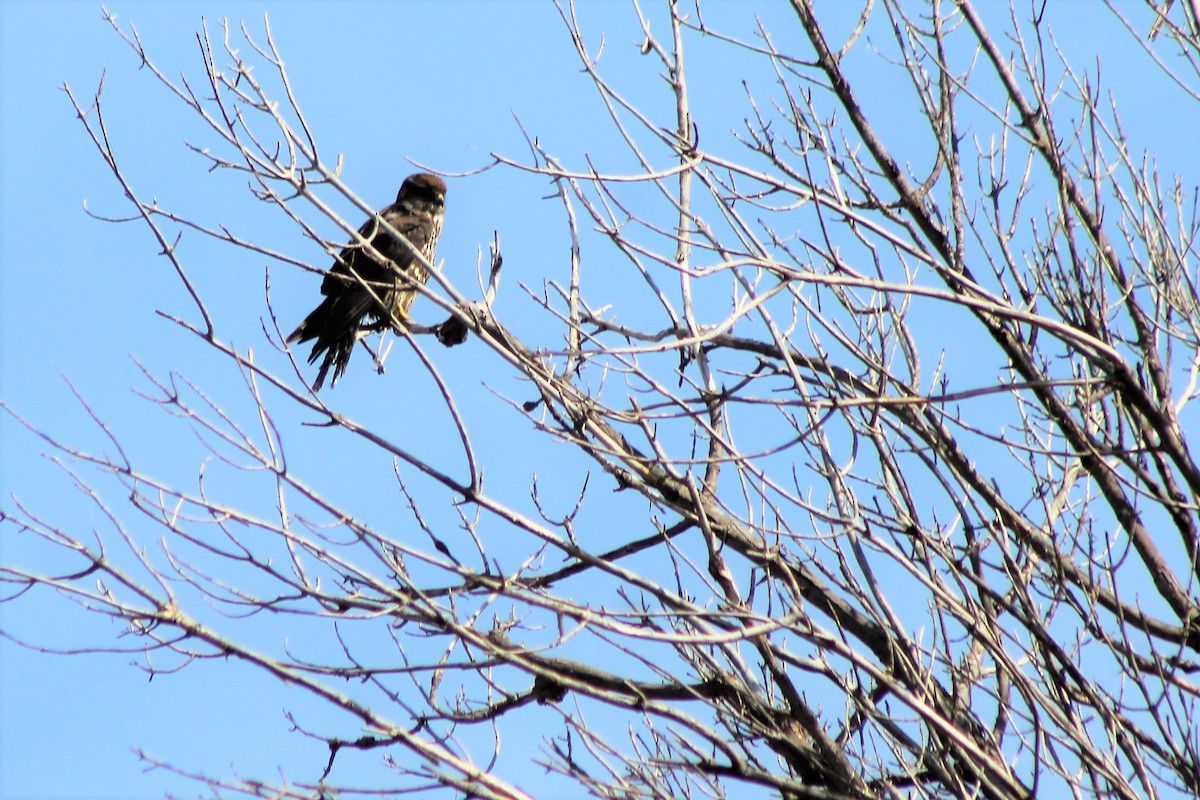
[3,2,1198,799]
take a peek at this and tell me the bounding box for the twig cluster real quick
[4,2,1200,799]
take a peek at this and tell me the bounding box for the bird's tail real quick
[287,299,360,391]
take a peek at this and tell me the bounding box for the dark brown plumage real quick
[288,173,446,390]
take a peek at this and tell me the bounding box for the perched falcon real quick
[288,173,446,390]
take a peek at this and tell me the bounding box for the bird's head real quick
[397,173,447,217]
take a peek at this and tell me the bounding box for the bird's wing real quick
[320,214,387,297]
[374,208,436,271]
[318,206,433,296]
